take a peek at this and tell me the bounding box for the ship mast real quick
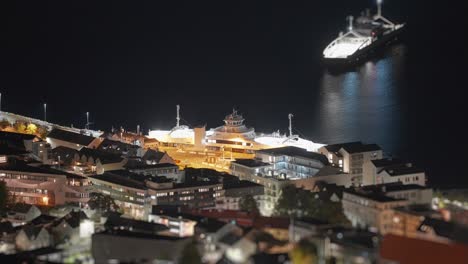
[288,113,293,138]
[377,0,382,17]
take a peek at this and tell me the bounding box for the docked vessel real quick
[148,106,324,153]
[322,0,405,66]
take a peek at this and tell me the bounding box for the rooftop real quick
[232,159,270,168]
[89,172,147,190]
[324,141,381,154]
[344,188,404,203]
[78,148,124,164]
[257,146,329,164]
[47,128,96,146]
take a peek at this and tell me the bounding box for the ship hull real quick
[323,25,405,68]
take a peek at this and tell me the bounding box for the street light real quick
[43,103,47,122]
[0,92,2,112]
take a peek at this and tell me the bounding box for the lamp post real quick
[0,92,2,112]
[43,103,47,122]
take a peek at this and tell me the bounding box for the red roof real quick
[380,234,468,264]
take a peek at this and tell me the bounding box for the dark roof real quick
[361,183,429,192]
[31,215,58,226]
[142,149,166,161]
[393,204,440,217]
[219,233,242,245]
[21,225,45,239]
[89,172,147,190]
[344,188,403,203]
[94,229,184,241]
[383,166,425,177]
[47,128,96,146]
[324,141,362,152]
[371,158,406,168]
[0,144,29,156]
[78,148,124,164]
[0,221,15,234]
[418,217,468,244]
[97,139,138,154]
[105,214,169,234]
[0,131,36,150]
[330,230,380,249]
[0,160,66,176]
[125,162,178,170]
[62,211,88,228]
[232,159,270,168]
[223,180,263,190]
[109,169,172,184]
[10,203,36,214]
[324,141,381,154]
[173,180,221,189]
[257,146,329,165]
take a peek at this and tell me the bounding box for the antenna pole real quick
[176,105,180,127]
[288,113,293,138]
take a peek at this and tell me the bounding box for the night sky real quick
[1,0,467,187]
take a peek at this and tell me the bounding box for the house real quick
[74,147,127,174]
[5,204,41,224]
[51,210,94,245]
[91,230,190,264]
[141,149,175,165]
[363,158,426,186]
[46,128,100,150]
[97,138,141,157]
[0,131,38,152]
[0,221,16,254]
[319,142,382,185]
[15,225,51,251]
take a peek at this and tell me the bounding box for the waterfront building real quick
[363,158,426,186]
[231,146,329,214]
[0,159,91,207]
[342,188,409,234]
[216,178,264,211]
[89,169,224,219]
[342,183,432,234]
[319,142,383,186]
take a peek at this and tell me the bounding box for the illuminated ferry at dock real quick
[322,0,405,65]
[148,106,324,153]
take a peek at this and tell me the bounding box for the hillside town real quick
[0,110,467,264]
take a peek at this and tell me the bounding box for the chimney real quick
[381,185,386,192]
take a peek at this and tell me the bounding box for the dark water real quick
[2,1,467,187]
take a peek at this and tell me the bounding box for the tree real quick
[0,181,15,214]
[13,122,27,133]
[88,193,120,213]
[0,119,11,129]
[275,185,350,226]
[26,123,38,134]
[289,239,318,264]
[179,240,202,264]
[239,194,259,213]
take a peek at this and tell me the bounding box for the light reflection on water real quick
[313,45,407,155]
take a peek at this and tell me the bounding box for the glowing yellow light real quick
[42,196,49,205]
